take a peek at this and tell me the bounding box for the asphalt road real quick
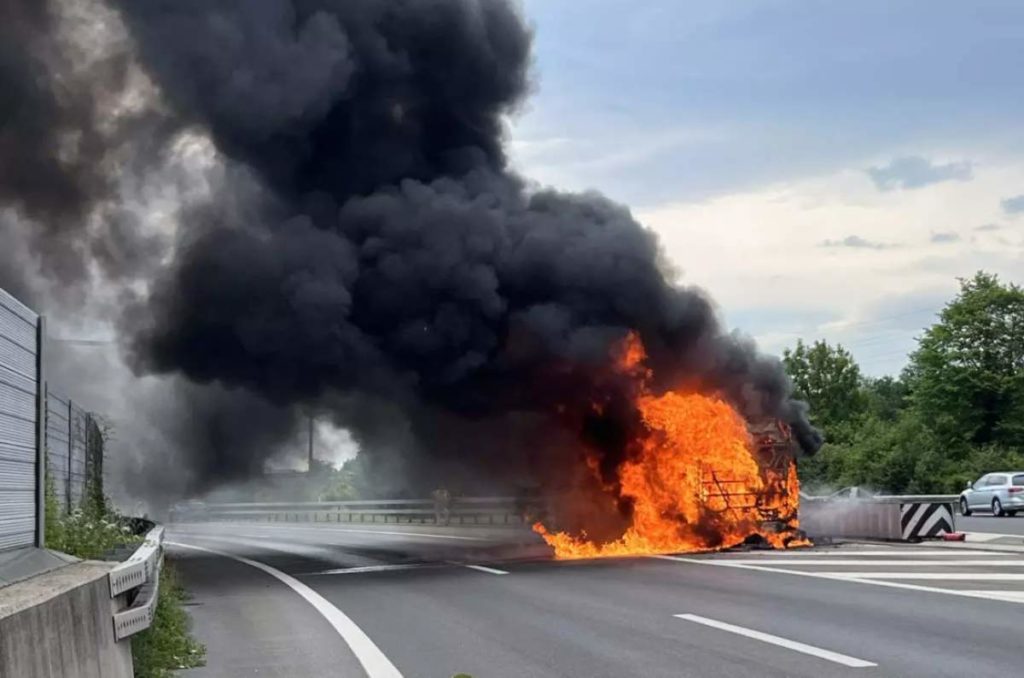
[958,513,1024,535]
[167,522,1024,678]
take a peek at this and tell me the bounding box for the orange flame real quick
[534,334,804,559]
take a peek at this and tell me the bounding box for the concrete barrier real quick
[0,526,164,677]
[801,497,956,542]
[801,500,902,540]
[0,561,132,678]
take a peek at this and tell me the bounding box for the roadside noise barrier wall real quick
[0,288,43,552]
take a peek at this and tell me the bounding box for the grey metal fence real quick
[45,393,99,512]
[0,288,42,552]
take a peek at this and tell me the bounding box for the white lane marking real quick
[458,563,509,575]
[652,556,1024,605]
[725,549,1008,556]
[964,531,1024,541]
[184,534,354,561]
[169,541,403,678]
[305,564,435,576]
[970,590,1024,602]
[819,572,1024,581]
[674,613,876,668]
[186,523,489,542]
[719,559,1024,566]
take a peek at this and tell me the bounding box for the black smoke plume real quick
[2,0,821,502]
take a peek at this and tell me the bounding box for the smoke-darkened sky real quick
[1,0,822,499]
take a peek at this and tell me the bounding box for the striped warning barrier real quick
[900,502,955,540]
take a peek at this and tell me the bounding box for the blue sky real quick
[511,0,1024,376]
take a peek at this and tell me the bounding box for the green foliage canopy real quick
[786,272,1024,495]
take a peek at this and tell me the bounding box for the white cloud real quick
[637,160,1024,374]
[820,235,899,250]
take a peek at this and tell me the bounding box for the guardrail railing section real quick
[171,497,545,527]
[108,526,164,641]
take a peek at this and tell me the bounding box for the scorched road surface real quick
[167,522,1024,678]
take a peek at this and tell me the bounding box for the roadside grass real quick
[131,562,206,677]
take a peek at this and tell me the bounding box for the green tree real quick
[819,410,939,493]
[793,272,1024,495]
[908,272,1024,451]
[783,339,866,434]
[862,375,909,422]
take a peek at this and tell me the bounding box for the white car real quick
[959,472,1024,517]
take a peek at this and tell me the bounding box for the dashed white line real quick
[169,541,404,678]
[674,613,877,668]
[448,561,509,575]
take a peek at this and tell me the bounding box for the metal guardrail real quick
[873,494,959,503]
[108,525,164,641]
[803,494,959,504]
[172,497,536,527]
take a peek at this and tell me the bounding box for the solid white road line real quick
[446,561,509,575]
[652,556,1024,605]
[725,549,1008,557]
[964,531,1024,541]
[305,564,435,576]
[820,572,1024,580]
[182,534,352,561]
[720,559,1024,566]
[674,613,877,668]
[169,541,403,678]
[971,590,1024,602]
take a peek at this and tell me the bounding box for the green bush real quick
[44,469,140,559]
[47,506,140,560]
[131,563,206,677]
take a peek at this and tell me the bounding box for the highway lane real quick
[958,513,1024,536]
[168,522,1024,678]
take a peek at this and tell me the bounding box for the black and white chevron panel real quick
[900,502,955,540]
